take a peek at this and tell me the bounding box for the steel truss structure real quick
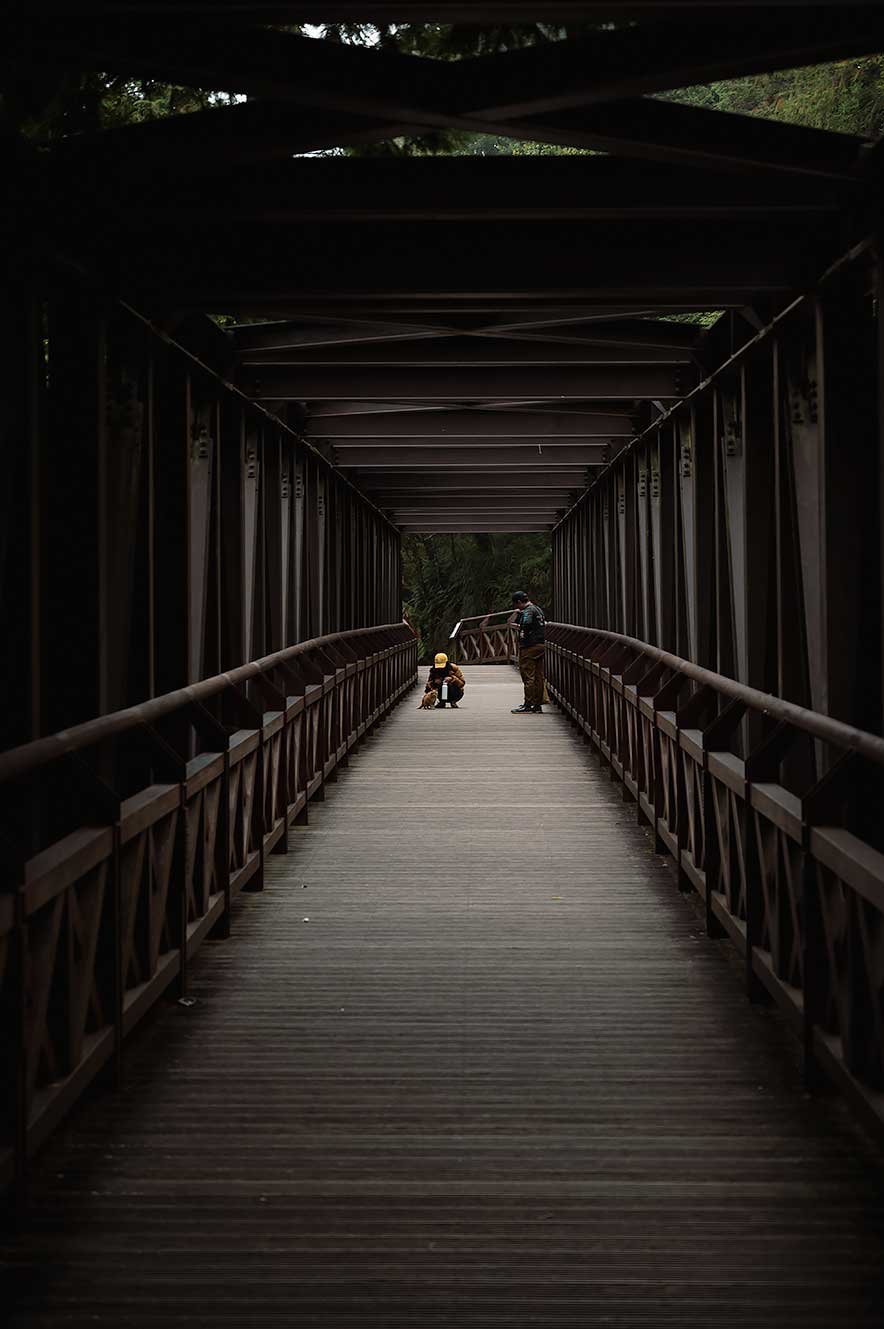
[4,0,884,539]
[551,244,883,743]
[548,242,884,1136]
[2,290,401,755]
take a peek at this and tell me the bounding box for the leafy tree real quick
[402,532,552,662]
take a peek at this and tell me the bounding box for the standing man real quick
[510,590,546,714]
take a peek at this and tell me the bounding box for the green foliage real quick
[8,73,240,143]
[661,311,724,328]
[463,134,592,156]
[307,22,569,59]
[660,57,884,139]
[402,532,552,662]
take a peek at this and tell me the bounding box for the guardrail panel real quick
[545,619,884,1140]
[0,622,418,1198]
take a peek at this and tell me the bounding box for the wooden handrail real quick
[0,619,420,1198]
[547,623,884,767]
[449,610,515,638]
[545,618,884,1139]
[0,622,413,784]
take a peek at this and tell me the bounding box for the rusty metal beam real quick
[241,336,694,368]
[379,487,579,501]
[308,410,635,438]
[359,471,590,490]
[249,366,683,401]
[77,155,850,221]
[333,437,615,452]
[336,444,608,467]
[235,317,702,354]
[398,521,552,531]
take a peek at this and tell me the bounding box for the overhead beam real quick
[240,336,694,367]
[398,523,552,532]
[385,496,570,510]
[75,155,850,221]
[374,487,580,501]
[335,444,609,467]
[73,216,821,301]
[369,499,576,512]
[249,366,683,401]
[390,494,568,502]
[198,299,748,320]
[393,514,566,523]
[235,311,700,353]
[125,276,811,314]
[380,502,578,515]
[309,410,637,438]
[235,317,702,355]
[331,436,620,449]
[358,471,590,490]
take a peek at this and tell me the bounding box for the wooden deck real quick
[4,666,884,1327]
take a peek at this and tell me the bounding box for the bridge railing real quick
[546,622,884,1139]
[0,622,418,1199]
[448,611,518,664]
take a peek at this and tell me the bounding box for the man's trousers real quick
[518,644,545,707]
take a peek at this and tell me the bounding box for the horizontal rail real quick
[449,610,515,637]
[545,620,884,1141]
[0,622,419,1203]
[0,624,413,785]
[548,624,884,767]
[448,611,518,665]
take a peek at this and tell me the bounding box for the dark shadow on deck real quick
[3,668,884,1327]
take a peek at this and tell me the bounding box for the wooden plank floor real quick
[4,666,884,1327]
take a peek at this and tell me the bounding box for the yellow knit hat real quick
[434,652,448,667]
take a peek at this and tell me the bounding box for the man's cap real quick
[511,590,529,605]
[434,652,448,667]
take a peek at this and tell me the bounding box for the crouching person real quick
[419,653,466,709]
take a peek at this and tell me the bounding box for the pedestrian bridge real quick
[3,663,884,1327]
[5,5,884,1324]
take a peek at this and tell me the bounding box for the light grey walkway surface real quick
[4,666,884,1327]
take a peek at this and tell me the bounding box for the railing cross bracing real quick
[0,623,418,1199]
[545,621,884,1139]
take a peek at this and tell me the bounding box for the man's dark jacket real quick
[517,603,546,648]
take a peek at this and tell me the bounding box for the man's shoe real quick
[450,702,459,708]
[511,703,533,713]
[532,705,543,713]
